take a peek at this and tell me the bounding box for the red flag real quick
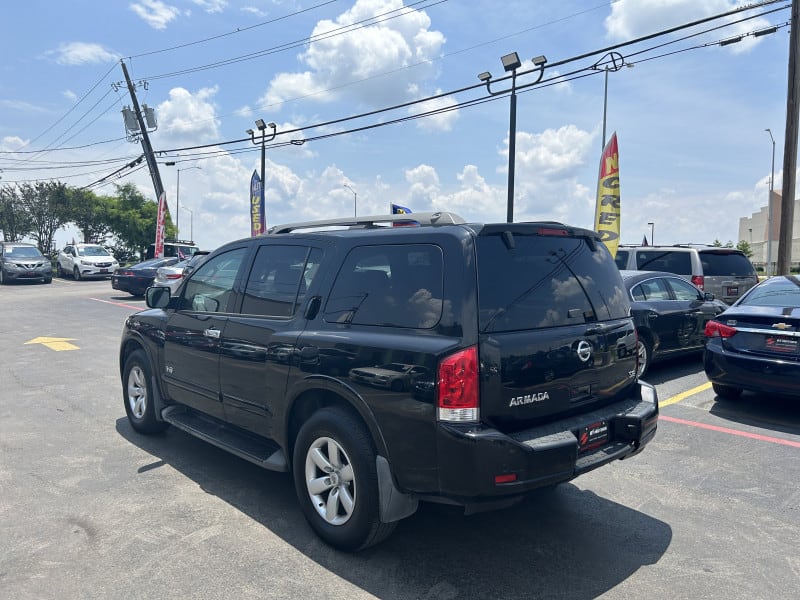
[154,192,167,259]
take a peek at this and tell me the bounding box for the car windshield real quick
[739,278,800,306]
[78,246,112,257]
[5,246,43,258]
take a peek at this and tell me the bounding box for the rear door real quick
[699,250,758,303]
[474,225,637,431]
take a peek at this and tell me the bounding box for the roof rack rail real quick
[267,211,466,234]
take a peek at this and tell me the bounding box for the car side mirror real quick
[146,286,172,309]
[704,292,715,301]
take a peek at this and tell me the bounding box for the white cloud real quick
[605,0,771,54]
[156,86,222,145]
[51,42,118,65]
[1,135,27,152]
[241,6,267,18]
[408,92,459,131]
[259,0,446,111]
[129,0,182,30]
[62,90,78,103]
[192,0,227,13]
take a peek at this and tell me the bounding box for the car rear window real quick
[614,249,629,270]
[699,251,756,276]
[476,233,629,332]
[634,250,692,274]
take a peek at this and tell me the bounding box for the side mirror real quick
[704,292,715,301]
[146,286,171,309]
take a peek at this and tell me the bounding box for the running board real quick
[161,405,288,472]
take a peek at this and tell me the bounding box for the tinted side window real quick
[477,234,629,332]
[635,250,692,274]
[324,244,444,328]
[241,245,322,317]
[631,278,670,301]
[179,248,247,313]
[614,249,629,270]
[700,252,756,276]
[667,277,702,301]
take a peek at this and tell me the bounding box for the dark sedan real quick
[111,257,178,296]
[704,275,800,400]
[620,270,727,377]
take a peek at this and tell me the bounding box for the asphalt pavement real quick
[1,277,798,599]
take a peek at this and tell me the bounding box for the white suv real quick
[57,244,119,280]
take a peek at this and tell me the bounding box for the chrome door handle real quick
[204,328,220,339]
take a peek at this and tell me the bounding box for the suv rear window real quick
[699,251,756,276]
[635,250,691,274]
[476,234,628,332]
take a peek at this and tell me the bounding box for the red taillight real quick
[691,275,704,290]
[495,473,517,484]
[118,270,134,276]
[705,320,737,338]
[537,227,569,236]
[165,273,182,280]
[437,345,479,422]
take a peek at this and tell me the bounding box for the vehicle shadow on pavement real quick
[708,392,800,436]
[117,418,672,599]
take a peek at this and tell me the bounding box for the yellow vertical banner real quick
[593,132,620,257]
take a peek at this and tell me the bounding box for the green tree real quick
[0,184,34,241]
[106,183,175,260]
[17,181,69,255]
[736,240,753,258]
[65,188,114,243]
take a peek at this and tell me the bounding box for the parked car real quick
[615,245,758,304]
[145,240,199,260]
[111,257,179,296]
[621,270,727,376]
[119,212,658,551]
[704,275,800,400]
[0,242,52,284]
[57,243,119,280]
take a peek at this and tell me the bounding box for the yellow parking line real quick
[660,382,712,407]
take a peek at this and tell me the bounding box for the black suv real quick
[120,212,658,551]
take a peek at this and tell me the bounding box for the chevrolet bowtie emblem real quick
[772,322,792,330]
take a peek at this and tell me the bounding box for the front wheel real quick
[122,349,168,434]
[73,266,81,281]
[293,407,395,551]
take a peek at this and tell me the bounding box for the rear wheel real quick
[712,383,742,400]
[293,407,395,551]
[123,349,168,434]
[636,336,653,378]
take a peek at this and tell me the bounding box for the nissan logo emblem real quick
[577,340,592,362]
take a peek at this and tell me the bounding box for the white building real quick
[738,191,800,272]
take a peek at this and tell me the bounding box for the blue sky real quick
[0,0,792,251]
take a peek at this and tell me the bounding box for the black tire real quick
[636,336,653,378]
[122,349,168,434]
[43,276,52,284]
[293,407,396,551]
[0,268,5,285]
[390,379,404,392]
[712,382,742,400]
[73,266,81,281]
[56,263,64,278]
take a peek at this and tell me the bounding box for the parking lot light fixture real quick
[648,222,655,246]
[478,52,547,223]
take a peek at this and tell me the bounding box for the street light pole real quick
[593,52,627,152]
[165,163,201,239]
[182,206,193,242]
[648,222,655,246]
[343,184,357,217]
[247,119,277,229]
[479,52,547,223]
[765,128,775,276]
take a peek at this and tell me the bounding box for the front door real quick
[162,247,248,419]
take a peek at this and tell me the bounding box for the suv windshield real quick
[78,246,112,257]
[700,251,755,276]
[4,246,43,259]
[476,233,628,333]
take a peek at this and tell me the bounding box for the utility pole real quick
[120,60,165,206]
[778,0,800,274]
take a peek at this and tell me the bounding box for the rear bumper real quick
[704,342,800,397]
[428,382,658,507]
